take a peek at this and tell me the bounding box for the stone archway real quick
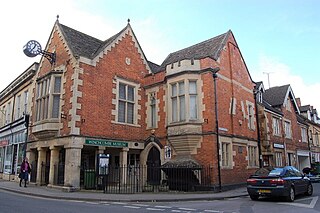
[146,146,161,185]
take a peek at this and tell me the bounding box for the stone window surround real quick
[112,76,141,127]
[145,88,160,129]
[272,116,281,136]
[34,73,62,122]
[284,119,292,139]
[220,141,233,169]
[166,73,203,125]
[247,145,259,168]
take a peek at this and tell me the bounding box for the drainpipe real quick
[254,90,262,168]
[212,67,221,192]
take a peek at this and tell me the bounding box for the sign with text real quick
[0,140,8,147]
[85,139,128,147]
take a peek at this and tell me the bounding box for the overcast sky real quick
[1,0,319,110]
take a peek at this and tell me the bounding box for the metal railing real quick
[81,164,214,194]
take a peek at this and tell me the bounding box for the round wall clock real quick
[23,40,42,57]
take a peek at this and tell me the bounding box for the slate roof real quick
[58,22,161,73]
[296,114,308,125]
[59,23,104,59]
[263,85,290,107]
[300,105,311,113]
[147,61,161,73]
[160,30,231,68]
[261,100,283,115]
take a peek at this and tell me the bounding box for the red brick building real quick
[19,19,259,191]
[256,83,311,170]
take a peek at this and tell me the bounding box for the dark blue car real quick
[247,166,313,202]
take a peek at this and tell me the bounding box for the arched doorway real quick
[147,146,161,185]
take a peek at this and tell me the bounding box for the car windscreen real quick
[253,168,284,177]
[268,168,284,176]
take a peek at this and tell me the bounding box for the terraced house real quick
[255,83,313,170]
[0,63,38,180]
[0,18,260,192]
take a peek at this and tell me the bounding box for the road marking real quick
[204,210,221,213]
[178,207,196,211]
[111,202,127,205]
[132,203,150,207]
[277,196,318,209]
[171,210,182,212]
[123,205,141,209]
[85,202,99,205]
[155,205,172,208]
[146,207,165,211]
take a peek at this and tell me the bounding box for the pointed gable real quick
[264,85,290,107]
[57,21,151,73]
[264,84,300,113]
[161,30,231,68]
[58,23,103,58]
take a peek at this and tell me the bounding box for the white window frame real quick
[301,127,307,143]
[272,117,281,136]
[284,120,292,139]
[286,98,291,112]
[275,152,283,167]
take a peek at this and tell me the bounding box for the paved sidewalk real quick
[0,180,248,202]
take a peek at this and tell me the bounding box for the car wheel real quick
[286,187,295,202]
[249,194,259,201]
[305,184,313,196]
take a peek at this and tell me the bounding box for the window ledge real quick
[111,120,141,127]
[167,120,202,128]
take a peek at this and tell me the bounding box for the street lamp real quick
[212,67,221,192]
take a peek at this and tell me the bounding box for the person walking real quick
[19,158,31,187]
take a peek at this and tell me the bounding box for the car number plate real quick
[258,189,271,193]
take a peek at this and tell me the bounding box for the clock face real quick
[23,40,42,57]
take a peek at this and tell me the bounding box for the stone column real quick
[36,147,46,185]
[48,146,60,186]
[120,147,129,184]
[64,147,82,189]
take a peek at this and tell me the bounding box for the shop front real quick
[0,117,27,180]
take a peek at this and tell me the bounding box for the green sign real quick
[85,139,128,147]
